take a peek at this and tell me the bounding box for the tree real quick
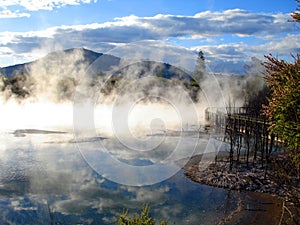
[263,55,300,176]
[291,0,300,22]
[193,50,206,82]
[261,3,300,223]
[115,205,167,225]
[262,0,300,179]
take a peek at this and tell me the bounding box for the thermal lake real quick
[0,128,248,225]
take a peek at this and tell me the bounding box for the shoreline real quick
[184,153,293,196]
[183,153,299,225]
[218,191,282,225]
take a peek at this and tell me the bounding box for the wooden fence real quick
[205,107,283,171]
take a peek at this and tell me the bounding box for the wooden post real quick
[246,118,250,168]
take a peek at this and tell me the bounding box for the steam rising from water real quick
[0,41,265,185]
[0,99,73,130]
[0,43,210,133]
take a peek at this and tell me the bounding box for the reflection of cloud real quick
[10,199,38,211]
[94,137,207,164]
[125,185,170,203]
[53,183,170,216]
[0,133,172,213]
[0,133,241,224]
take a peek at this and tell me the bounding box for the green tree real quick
[291,0,300,22]
[263,0,300,179]
[115,205,167,225]
[263,55,300,177]
[263,56,300,140]
[193,50,206,82]
[261,3,300,223]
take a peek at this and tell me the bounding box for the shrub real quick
[115,204,167,225]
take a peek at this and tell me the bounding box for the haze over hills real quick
[0,48,195,80]
[0,48,118,78]
[0,47,266,109]
[0,47,253,80]
[0,48,203,101]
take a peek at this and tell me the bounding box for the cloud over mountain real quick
[0,9,298,73]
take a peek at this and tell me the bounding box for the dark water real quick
[0,130,241,225]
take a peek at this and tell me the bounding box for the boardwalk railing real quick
[205,107,283,171]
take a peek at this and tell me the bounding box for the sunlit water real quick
[0,129,242,225]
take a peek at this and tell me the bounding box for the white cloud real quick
[0,10,295,46]
[10,10,296,43]
[197,44,247,61]
[0,46,13,55]
[131,9,294,37]
[251,34,300,57]
[0,9,30,18]
[0,9,298,73]
[0,0,97,11]
[190,33,300,74]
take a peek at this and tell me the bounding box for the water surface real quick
[0,129,240,225]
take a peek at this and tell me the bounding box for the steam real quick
[0,42,270,185]
[0,43,266,134]
[27,48,88,102]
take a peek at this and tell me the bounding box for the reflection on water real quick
[0,130,238,225]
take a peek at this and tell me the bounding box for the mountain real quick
[0,48,201,100]
[0,48,193,80]
[0,63,29,79]
[111,60,192,81]
[0,48,120,78]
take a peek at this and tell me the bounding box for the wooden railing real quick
[205,107,283,171]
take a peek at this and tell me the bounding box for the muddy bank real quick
[219,192,282,225]
[184,154,294,196]
[183,154,300,225]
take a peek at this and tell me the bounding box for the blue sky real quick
[0,0,299,74]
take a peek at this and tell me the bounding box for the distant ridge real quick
[45,47,102,64]
[0,47,202,101]
[0,48,108,78]
[0,47,192,80]
[0,63,29,79]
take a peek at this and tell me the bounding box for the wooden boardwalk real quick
[205,107,283,170]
